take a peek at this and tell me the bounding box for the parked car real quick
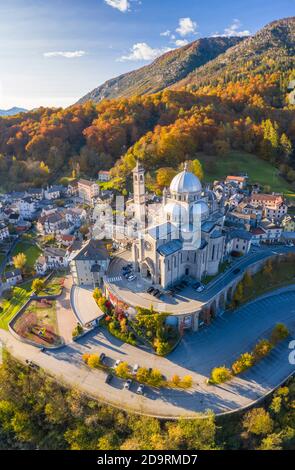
[122,266,131,273]
[133,364,139,374]
[25,360,40,370]
[124,379,132,390]
[152,289,160,297]
[147,287,155,294]
[105,373,113,384]
[99,352,106,363]
[115,359,121,367]
[127,274,136,282]
[233,268,241,275]
[193,281,205,292]
[137,384,145,395]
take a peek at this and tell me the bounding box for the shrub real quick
[210,366,232,384]
[149,369,164,387]
[171,374,181,387]
[180,375,193,389]
[87,354,100,369]
[31,278,45,294]
[136,367,150,383]
[115,362,129,379]
[253,339,273,360]
[154,338,171,356]
[82,353,90,364]
[72,323,84,338]
[232,352,255,375]
[270,323,289,345]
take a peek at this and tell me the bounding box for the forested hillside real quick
[0,18,294,192]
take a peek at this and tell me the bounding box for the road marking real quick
[107,276,122,282]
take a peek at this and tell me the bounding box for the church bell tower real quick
[132,161,146,226]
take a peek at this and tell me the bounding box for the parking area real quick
[106,251,204,315]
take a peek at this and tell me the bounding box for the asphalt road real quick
[105,245,295,315]
[1,287,295,418]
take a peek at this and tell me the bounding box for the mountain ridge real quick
[78,17,295,104]
[0,107,27,116]
[77,36,243,104]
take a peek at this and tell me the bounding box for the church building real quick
[132,162,225,289]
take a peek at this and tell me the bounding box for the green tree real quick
[31,278,45,294]
[280,133,292,160]
[12,252,27,273]
[242,408,273,436]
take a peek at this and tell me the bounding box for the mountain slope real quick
[0,107,27,116]
[78,37,243,104]
[175,17,295,90]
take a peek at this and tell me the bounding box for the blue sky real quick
[0,0,294,109]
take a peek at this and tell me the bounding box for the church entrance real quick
[141,262,152,280]
[185,267,190,276]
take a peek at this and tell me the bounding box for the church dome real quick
[190,200,209,222]
[170,163,202,195]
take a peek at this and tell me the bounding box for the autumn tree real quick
[242,408,273,436]
[156,167,177,189]
[210,366,232,384]
[31,278,45,294]
[12,252,27,273]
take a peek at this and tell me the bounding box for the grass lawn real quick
[11,241,41,270]
[0,281,32,330]
[197,150,295,198]
[235,254,295,308]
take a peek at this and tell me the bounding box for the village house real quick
[70,239,110,287]
[224,229,252,256]
[35,247,69,275]
[44,186,61,200]
[17,197,38,220]
[78,179,99,203]
[98,170,111,182]
[25,188,44,201]
[5,269,22,287]
[225,175,248,190]
[250,193,288,220]
[250,226,267,246]
[260,218,283,243]
[281,214,295,232]
[0,223,9,241]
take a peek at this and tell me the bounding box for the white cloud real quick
[160,30,171,37]
[174,39,189,47]
[212,19,251,38]
[176,17,198,37]
[119,42,172,62]
[43,50,86,58]
[104,0,130,12]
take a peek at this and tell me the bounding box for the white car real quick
[124,379,132,390]
[196,285,205,293]
[127,274,136,282]
[115,359,121,367]
[137,384,144,395]
[133,364,139,374]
